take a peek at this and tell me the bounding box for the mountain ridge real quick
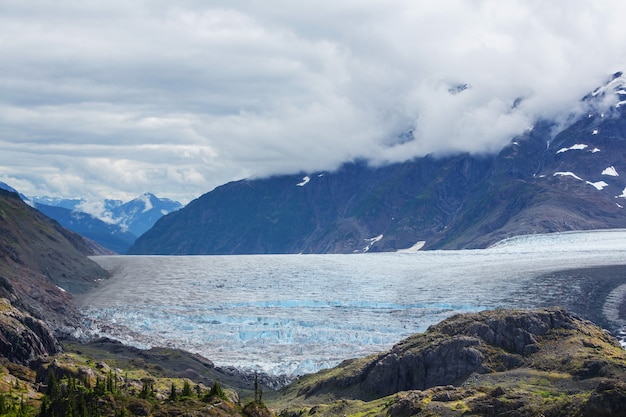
[129,74,626,254]
[0,188,110,332]
[129,115,626,254]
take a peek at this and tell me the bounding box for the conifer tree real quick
[181,380,192,398]
[168,382,177,402]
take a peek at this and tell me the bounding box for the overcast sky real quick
[1,0,626,204]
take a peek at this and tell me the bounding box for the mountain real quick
[26,193,182,253]
[108,192,183,237]
[129,74,626,255]
[33,203,137,254]
[0,189,110,331]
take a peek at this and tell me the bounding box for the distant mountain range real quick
[33,193,182,253]
[0,186,182,253]
[129,73,626,254]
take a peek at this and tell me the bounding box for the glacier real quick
[81,230,626,378]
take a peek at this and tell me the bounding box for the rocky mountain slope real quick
[129,74,626,255]
[0,189,109,330]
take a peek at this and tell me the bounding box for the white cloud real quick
[1,0,626,202]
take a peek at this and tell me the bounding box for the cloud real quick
[1,0,626,203]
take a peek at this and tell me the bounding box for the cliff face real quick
[0,298,60,364]
[279,307,626,417]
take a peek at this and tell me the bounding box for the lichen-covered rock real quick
[432,307,577,355]
[0,298,61,364]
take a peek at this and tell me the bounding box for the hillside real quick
[129,79,626,254]
[0,189,109,330]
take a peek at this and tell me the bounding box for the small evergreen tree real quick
[168,382,177,402]
[140,378,154,399]
[46,371,62,402]
[181,380,192,398]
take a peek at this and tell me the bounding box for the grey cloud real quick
[1,0,626,202]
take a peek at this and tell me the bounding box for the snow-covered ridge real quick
[591,71,626,99]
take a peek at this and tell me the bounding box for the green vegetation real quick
[0,354,260,417]
[2,307,626,416]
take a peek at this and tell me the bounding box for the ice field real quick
[81,230,626,377]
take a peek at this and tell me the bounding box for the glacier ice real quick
[82,230,626,378]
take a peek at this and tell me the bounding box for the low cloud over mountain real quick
[2,1,626,202]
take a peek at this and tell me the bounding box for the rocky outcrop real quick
[362,308,581,397]
[0,298,61,364]
[295,308,622,400]
[280,308,626,416]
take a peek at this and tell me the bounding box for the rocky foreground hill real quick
[275,307,626,417]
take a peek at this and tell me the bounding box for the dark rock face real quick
[300,307,618,400]
[432,307,576,355]
[363,335,484,395]
[583,379,626,417]
[0,298,61,364]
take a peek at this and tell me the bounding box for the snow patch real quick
[140,194,153,213]
[591,148,601,153]
[556,144,588,154]
[617,203,624,209]
[57,286,66,293]
[592,129,599,135]
[553,172,583,181]
[602,166,619,177]
[618,188,626,198]
[296,176,310,187]
[586,181,609,190]
[363,234,383,253]
[397,241,426,253]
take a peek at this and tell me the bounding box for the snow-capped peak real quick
[588,71,626,109]
[139,193,154,213]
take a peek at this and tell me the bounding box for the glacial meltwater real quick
[79,230,626,378]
